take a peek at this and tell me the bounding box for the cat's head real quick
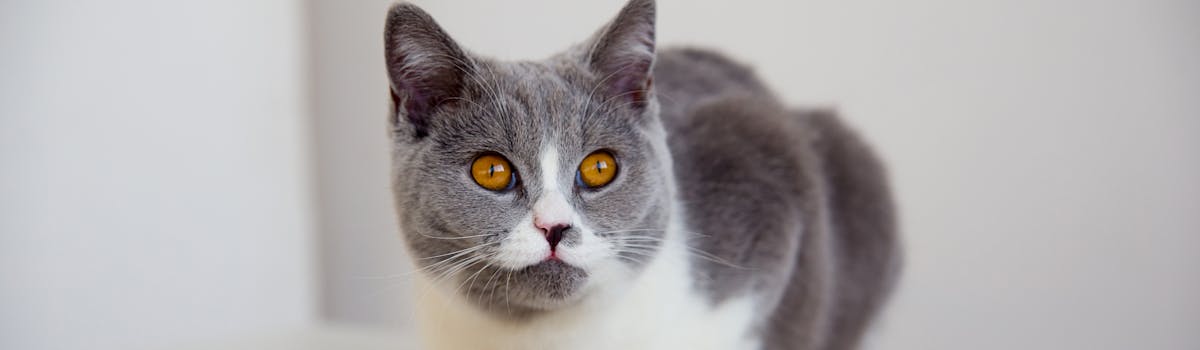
[385,0,671,318]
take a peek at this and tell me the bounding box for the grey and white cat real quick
[384,0,899,349]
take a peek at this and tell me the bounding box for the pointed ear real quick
[384,3,471,138]
[587,0,656,110]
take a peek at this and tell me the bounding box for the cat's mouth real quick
[512,259,588,304]
[463,258,589,316]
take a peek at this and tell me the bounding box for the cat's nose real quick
[536,222,570,252]
[532,190,573,253]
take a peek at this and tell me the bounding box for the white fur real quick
[492,214,548,270]
[415,215,761,350]
[493,146,607,270]
[414,138,761,350]
[533,146,572,228]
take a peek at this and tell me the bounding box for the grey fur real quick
[384,0,898,348]
[656,48,901,349]
[385,0,670,318]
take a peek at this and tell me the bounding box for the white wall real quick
[306,0,416,327]
[0,1,315,349]
[311,0,1200,349]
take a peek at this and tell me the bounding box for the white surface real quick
[0,1,315,349]
[171,325,416,350]
[313,0,1200,349]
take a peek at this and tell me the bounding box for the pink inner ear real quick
[590,0,655,111]
[388,55,467,137]
[605,61,653,110]
[384,3,472,137]
[390,76,437,137]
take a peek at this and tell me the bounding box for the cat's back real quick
[655,47,821,303]
[654,48,899,350]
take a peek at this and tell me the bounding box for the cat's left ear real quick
[586,0,656,111]
[384,3,472,138]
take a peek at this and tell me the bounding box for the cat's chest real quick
[414,225,762,350]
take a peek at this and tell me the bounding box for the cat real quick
[383,0,899,349]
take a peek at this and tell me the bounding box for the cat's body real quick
[385,1,898,349]
[659,49,900,349]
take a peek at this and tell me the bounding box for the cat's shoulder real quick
[655,48,759,82]
[653,47,773,103]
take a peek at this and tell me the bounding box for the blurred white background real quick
[2,0,1198,349]
[2,1,315,349]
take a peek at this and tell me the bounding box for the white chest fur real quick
[412,224,761,350]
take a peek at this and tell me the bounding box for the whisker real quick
[617,240,753,270]
[593,228,713,239]
[411,252,492,307]
[504,269,513,314]
[612,254,646,266]
[359,244,492,281]
[454,256,495,303]
[417,232,495,241]
[484,265,505,306]
[419,241,497,261]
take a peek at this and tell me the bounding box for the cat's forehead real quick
[468,60,600,128]
[481,60,591,103]
[429,58,640,159]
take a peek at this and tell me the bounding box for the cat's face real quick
[385,0,667,318]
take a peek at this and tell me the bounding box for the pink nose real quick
[535,220,570,251]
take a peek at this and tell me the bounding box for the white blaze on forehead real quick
[534,145,611,270]
[534,146,572,227]
[492,144,575,270]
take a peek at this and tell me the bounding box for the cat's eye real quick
[577,151,618,189]
[471,154,517,191]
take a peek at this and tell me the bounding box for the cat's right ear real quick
[585,0,656,112]
[384,3,471,138]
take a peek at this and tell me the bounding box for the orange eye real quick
[471,154,516,191]
[577,151,618,188]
